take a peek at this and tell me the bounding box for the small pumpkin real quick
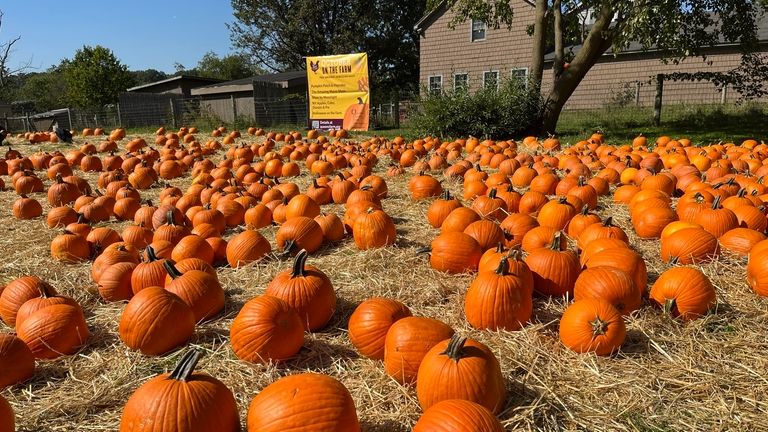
[465,258,533,331]
[413,399,504,432]
[383,316,454,384]
[0,333,35,387]
[164,261,225,322]
[649,267,716,321]
[226,229,272,268]
[524,232,580,297]
[353,208,397,249]
[559,299,626,355]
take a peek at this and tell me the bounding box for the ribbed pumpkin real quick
[429,232,482,274]
[559,299,626,355]
[573,266,641,315]
[17,303,90,359]
[164,261,225,322]
[537,196,578,231]
[230,295,304,363]
[265,250,335,331]
[524,233,580,297]
[246,373,360,432]
[131,246,169,294]
[276,216,324,255]
[582,247,648,297]
[718,227,766,256]
[97,262,137,302]
[119,286,195,355]
[632,206,678,239]
[649,267,716,321]
[747,249,768,296]
[693,196,738,238]
[51,231,90,263]
[416,335,506,414]
[500,213,539,247]
[384,316,454,384]
[0,333,35,387]
[441,207,482,233]
[413,399,504,432]
[348,298,411,360]
[577,218,629,250]
[660,227,719,264]
[427,190,463,228]
[0,276,57,326]
[521,225,566,253]
[315,213,346,242]
[171,234,215,265]
[120,350,240,431]
[465,258,533,331]
[471,189,506,221]
[568,206,602,240]
[353,208,397,249]
[0,394,13,432]
[409,173,443,200]
[226,229,272,268]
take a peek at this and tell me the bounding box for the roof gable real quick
[415,0,535,33]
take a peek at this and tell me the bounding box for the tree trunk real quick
[539,5,616,134]
[528,0,549,92]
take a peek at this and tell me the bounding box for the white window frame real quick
[482,70,499,90]
[428,75,443,95]
[510,67,530,88]
[453,72,469,92]
[471,19,487,42]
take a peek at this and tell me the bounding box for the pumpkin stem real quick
[291,249,309,278]
[146,245,159,262]
[589,316,609,336]
[580,204,589,215]
[440,334,468,362]
[442,189,451,201]
[163,260,183,279]
[737,188,747,198]
[166,210,176,226]
[494,242,504,253]
[488,188,497,199]
[168,349,202,382]
[416,246,432,255]
[578,176,586,187]
[38,281,55,298]
[495,256,509,275]
[603,217,613,227]
[711,195,722,209]
[281,239,297,257]
[550,232,563,250]
[557,196,568,204]
[663,298,678,316]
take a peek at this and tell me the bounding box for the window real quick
[453,73,468,92]
[471,19,486,41]
[428,75,443,95]
[511,67,529,88]
[483,71,499,90]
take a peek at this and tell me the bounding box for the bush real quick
[410,77,542,139]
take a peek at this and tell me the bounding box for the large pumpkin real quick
[0,394,13,432]
[16,303,90,359]
[384,316,454,384]
[413,399,504,432]
[246,373,360,431]
[465,258,533,331]
[119,286,195,356]
[649,267,716,321]
[416,335,506,414]
[230,295,304,363]
[120,350,240,431]
[348,298,411,360]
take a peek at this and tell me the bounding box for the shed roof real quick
[126,75,224,92]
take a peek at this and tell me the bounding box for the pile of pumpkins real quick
[2,128,768,431]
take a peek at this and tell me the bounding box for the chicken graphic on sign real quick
[310,61,319,73]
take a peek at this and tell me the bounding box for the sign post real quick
[306,53,370,131]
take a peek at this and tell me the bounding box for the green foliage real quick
[21,68,67,111]
[130,69,169,86]
[229,0,426,101]
[410,77,542,139]
[176,51,264,81]
[62,45,134,109]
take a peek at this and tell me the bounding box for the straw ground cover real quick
[1,132,767,431]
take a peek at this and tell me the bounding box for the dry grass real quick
[1,132,768,431]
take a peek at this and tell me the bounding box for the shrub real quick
[410,77,542,139]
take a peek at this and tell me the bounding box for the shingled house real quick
[415,1,768,109]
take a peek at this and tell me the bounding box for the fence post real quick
[394,98,400,129]
[635,81,641,106]
[25,113,32,132]
[116,103,122,127]
[653,74,664,126]
[721,84,728,104]
[231,95,238,129]
[170,99,178,129]
[66,108,73,131]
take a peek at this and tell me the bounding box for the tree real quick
[195,51,263,80]
[444,0,768,132]
[61,45,135,109]
[0,10,31,98]
[131,69,170,86]
[228,0,426,100]
[21,68,68,111]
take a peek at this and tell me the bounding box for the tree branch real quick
[529,0,549,91]
[553,0,564,77]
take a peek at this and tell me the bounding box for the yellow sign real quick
[306,53,370,131]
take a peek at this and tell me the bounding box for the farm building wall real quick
[199,92,256,123]
[540,48,768,109]
[418,0,537,93]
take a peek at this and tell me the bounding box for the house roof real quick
[126,75,224,92]
[415,0,535,33]
[190,70,307,96]
[195,70,307,90]
[544,10,768,62]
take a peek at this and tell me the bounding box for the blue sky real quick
[1,1,236,73]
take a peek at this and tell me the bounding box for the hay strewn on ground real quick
[1,132,767,432]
